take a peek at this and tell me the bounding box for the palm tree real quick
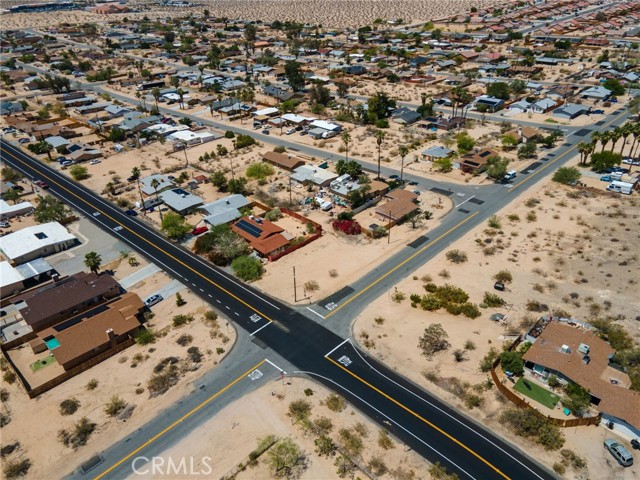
[609,127,622,153]
[576,142,591,165]
[131,167,145,214]
[84,251,102,274]
[341,130,351,162]
[197,64,205,89]
[598,130,612,152]
[619,122,633,156]
[151,87,161,112]
[177,88,185,109]
[150,178,163,222]
[374,130,386,180]
[398,145,409,182]
[590,131,601,153]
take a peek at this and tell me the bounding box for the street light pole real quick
[388,208,391,244]
[293,266,297,302]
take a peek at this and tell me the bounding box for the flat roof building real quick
[0,222,76,265]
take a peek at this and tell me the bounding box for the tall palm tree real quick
[197,64,205,89]
[150,178,163,222]
[131,166,145,214]
[177,88,185,109]
[599,130,612,152]
[341,130,351,162]
[619,122,633,156]
[151,87,161,112]
[398,145,409,182]
[609,127,622,154]
[576,142,591,165]
[590,131,601,153]
[374,130,386,180]
[84,251,102,274]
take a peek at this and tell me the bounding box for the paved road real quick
[2,139,556,480]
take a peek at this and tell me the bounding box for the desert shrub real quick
[483,292,506,307]
[418,323,450,358]
[60,398,80,416]
[134,328,157,345]
[304,280,320,293]
[464,392,484,409]
[464,340,476,351]
[499,408,564,450]
[493,270,513,283]
[147,360,180,397]
[187,346,203,363]
[86,379,98,391]
[246,162,274,180]
[480,347,499,372]
[487,215,502,229]
[176,334,193,346]
[0,388,8,402]
[2,370,16,385]
[429,462,459,480]
[0,441,20,457]
[453,349,466,362]
[3,459,31,479]
[104,396,127,417]
[460,303,481,319]
[325,394,347,413]
[378,429,394,450]
[368,456,388,476]
[58,417,97,449]
[314,416,333,434]
[172,314,194,327]
[500,350,524,375]
[289,399,312,421]
[338,428,364,456]
[265,208,282,221]
[446,249,468,264]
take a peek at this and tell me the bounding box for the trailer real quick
[606,180,634,195]
[136,80,166,91]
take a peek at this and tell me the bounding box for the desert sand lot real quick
[353,161,640,479]
[135,377,430,480]
[0,253,236,480]
[2,0,499,30]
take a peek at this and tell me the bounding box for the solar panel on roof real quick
[236,220,262,238]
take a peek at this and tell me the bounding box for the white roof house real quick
[281,113,314,124]
[0,200,33,221]
[140,174,175,196]
[159,188,204,214]
[253,107,279,117]
[291,165,338,187]
[309,120,341,132]
[0,261,24,297]
[0,222,77,265]
[167,130,218,145]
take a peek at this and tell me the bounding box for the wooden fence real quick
[490,337,601,428]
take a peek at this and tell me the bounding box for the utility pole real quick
[229,157,236,182]
[289,175,292,206]
[388,208,392,244]
[293,266,298,302]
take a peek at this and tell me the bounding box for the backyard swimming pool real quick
[44,336,60,350]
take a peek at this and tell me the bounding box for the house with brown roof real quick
[9,272,121,332]
[231,216,291,257]
[524,321,640,436]
[460,148,499,174]
[375,189,420,224]
[34,292,143,371]
[262,151,306,171]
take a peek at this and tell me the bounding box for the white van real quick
[502,170,517,182]
[606,180,633,195]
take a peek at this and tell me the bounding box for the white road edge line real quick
[250,321,272,336]
[294,369,477,480]
[324,338,349,358]
[344,340,545,480]
[306,306,326,319]
[264,358,285,373]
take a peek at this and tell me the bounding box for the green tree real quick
[433,157,453,173]
[562,383,591,415]
[34,196,71,223]
[1,167,22,183]
[486,155,509,180]
[341,131,351,162]
[418,323,450,358]
[336,159,362,177]
[227,177,247,194]
[499,350,524,375]
[209,170,227,190]
[552,167,581,185]
[456,132,475,153]
[374,130,385,179]
[501,134,519,149]
[69,165,89,180]
[486,82,510,100]
[108,127,126,142]
[590,151,622,172]
[231,255,264,281]
[161,212,191,239]
[367,91,396,124]
[518,141,537,159]
[3,188,21,205]
[84,251,102,274]
[309,84,331,106]
[602,78,625,96]
[246,162,274,180]
[284,60,305,91]
[268,438,303,477]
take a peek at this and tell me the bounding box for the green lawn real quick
[514,377,560,409]
[31,356,57,372]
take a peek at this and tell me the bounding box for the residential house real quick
[159,188,204,215]
[552,103,589,120]
[200,194,251,227]
[35,292,143,371]
[262,85,301,102]
[7,272,121,332]
[0,199,33,221]
[166,129,218,146]
[581,85,612,101]
[474,95,505,112]
[0,222,76,265]
[460,148,499,174]
[392,109,421,125]
[262,151,306,171]
[421,145,454,162]
[291,165,338,187]
[374,189,420,224]
[140,174,175,196]
[0,258,54,298]
[530,98,558,114]
[231,216,291,257]
[523,321,640,436]
[508,100,531,113]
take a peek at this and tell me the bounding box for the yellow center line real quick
[1,146,274,322]
[92,359,266,480]
[326,356,511,480]
[325,211,479,318]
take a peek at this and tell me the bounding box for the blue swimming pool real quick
[44,336,60,350]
